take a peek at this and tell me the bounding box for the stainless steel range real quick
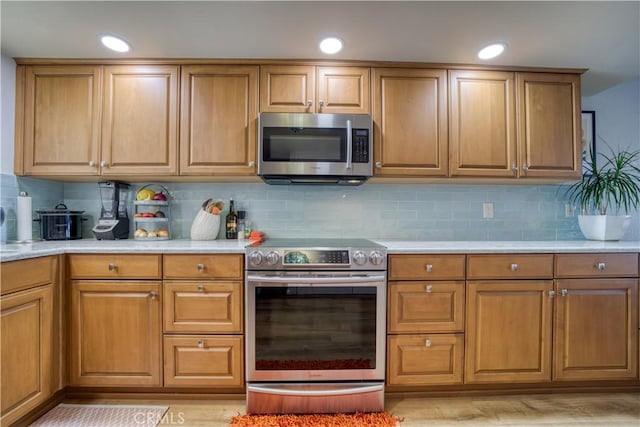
[245,238,387,414]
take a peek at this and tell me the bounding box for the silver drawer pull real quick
[425,264,433,272]
[425,339,432,347]
[197,263,205,272]
[560,289,568,297]
[425,285,433,293]
[510,263,518,271]
[548,290,556,298]
[149,291,157,300]
[197,285,205,293]
[108,263,116,271]
[596,262,606,271]
[198,340,205,349]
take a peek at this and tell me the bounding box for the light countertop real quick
[1,239,638,263]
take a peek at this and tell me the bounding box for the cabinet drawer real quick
[387,334,463,386]
[1,256,56,295]
[555,253,638,278]
[164,281,243,333]
[163,254,243,280]
[163,335,244,388]
[467,254,553,279]
[69,254,161,279]
[388,255,465,281]
[388,281,464,333]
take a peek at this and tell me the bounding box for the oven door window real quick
[262,127,346,162]
[254,286,376,370]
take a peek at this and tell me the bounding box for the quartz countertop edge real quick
[1,239,639,262]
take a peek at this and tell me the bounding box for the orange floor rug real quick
[230,412,402,427]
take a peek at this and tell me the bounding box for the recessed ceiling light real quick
[478,42,506,60]
[100,35,130,53]
[319,37,343,54]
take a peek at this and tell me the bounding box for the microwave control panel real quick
[352,129,370,163]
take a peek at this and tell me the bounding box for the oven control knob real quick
[248,251,263,266]
[352,250,368,266]
[369,251,385,266]
[264,251,280,266]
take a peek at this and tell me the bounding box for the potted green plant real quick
[565,146,640,240]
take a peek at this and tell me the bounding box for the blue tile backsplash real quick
[2,174,639,242]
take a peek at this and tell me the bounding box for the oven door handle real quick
[247,383,384,397]
[246,274,385,284]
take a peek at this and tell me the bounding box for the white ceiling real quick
[2,1,639,96]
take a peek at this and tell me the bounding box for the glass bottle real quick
[225,199,237,239]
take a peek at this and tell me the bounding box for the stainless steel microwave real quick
[258,113,373,185]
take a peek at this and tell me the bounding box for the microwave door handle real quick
[346,119,352,170]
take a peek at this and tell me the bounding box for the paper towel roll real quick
[17,192,33,242]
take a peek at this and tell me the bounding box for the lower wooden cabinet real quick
[387,334,463,386]
[163,336,244,388]
[465,280,554,384]
[554,278,638,381]
[69,280,162,386]
[1,285,53,426]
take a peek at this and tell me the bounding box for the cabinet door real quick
[517,73,581,179]
[1,285,52,426]
[373,68,448,176]
[554,279,638,381]
[163,335,244,388]
[260,65,315,113]
[465,280,553,384]
[317,67,370,114]
[449,70,517,177]
[20,65,101,176]
[69,281,162,386]
[102,65,179,176]
[180,65,258,175]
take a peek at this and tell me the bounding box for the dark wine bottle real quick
[225,198,238,239]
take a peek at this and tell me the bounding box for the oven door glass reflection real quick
[254,286,377,371]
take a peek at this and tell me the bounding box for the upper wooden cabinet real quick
[449,70,517,177]
[516,73,581,179]
[17,65,102,176]
[373,68,448,176]
[260,65,370,114]
[102,65,179,176]
[180,65,259,175]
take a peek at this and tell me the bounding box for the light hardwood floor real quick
[59,393,640,427]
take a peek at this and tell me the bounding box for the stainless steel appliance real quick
[245,238,387,414]
[35,204,85,240]
[92,181,131,240]
[258,113,373,185]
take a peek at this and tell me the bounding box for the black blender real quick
[92,181,131,239]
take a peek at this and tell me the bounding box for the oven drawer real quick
[388,281,465,333]
[163,281,243,333]
[68,254,161,279]
[555,253,638,278]
[387,334,464,386]
[467,254,553,280]
[163,254,243,280]
[163,335,244,388]
[388,255,465,281]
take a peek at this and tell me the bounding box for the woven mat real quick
[230,412,403,427]
[30,404,169,427]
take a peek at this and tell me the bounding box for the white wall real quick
[0,55,16,174]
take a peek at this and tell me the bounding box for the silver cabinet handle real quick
[149,291,157,300]
[100,160,108,168]
[248,160,255,168]
[512,163,518,173]
[375,162,382,169]
[425,284,433,293]
[306,100,313,108]
[510,263,518,271]
[522,164,529,172]
[198,340,205,349]
[319,100,325,108]
[560,289,568,297]
[425,339,432,347]
[108,263,116,271]
[197,285,205,293]
[425,264,433,272]
[89,160,96,167]
[197,263,205,272]
[596,262,606,271]
[548,290,555,298]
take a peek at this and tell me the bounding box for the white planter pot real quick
[578,215,632,241]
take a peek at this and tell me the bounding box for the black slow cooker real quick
[35,204,86,240]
